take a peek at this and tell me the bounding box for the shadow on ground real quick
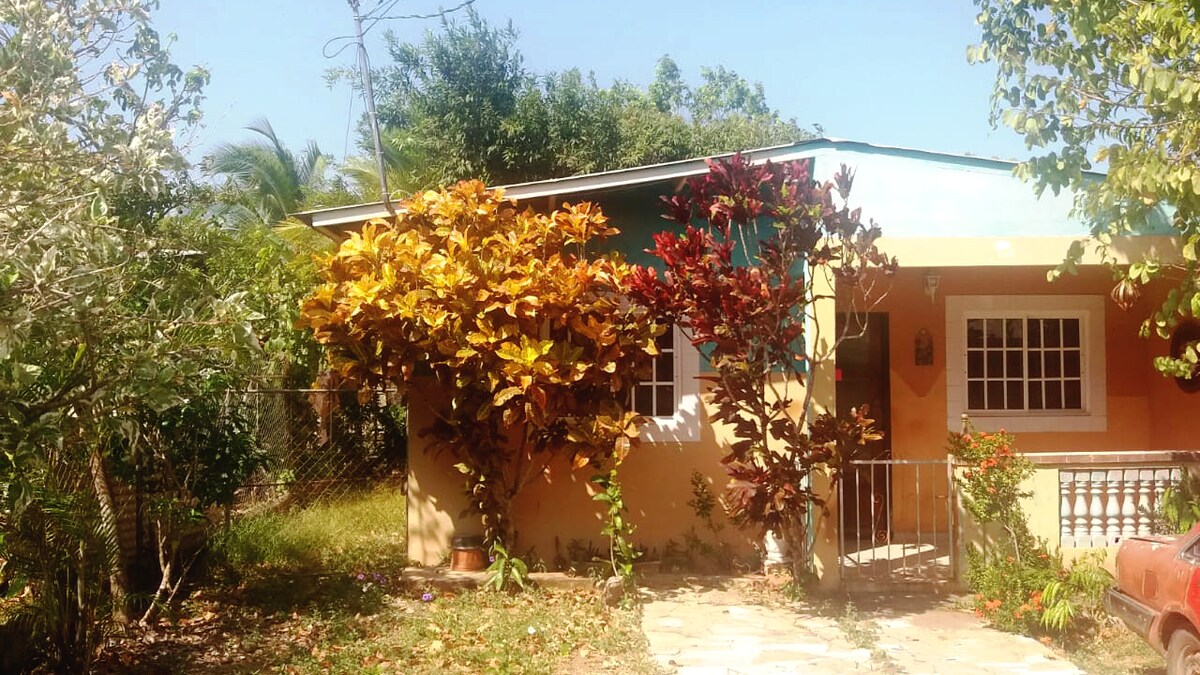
[637,572,736,598]
[825,589,965,616]
[93,567,401,674]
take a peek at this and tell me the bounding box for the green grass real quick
[213,483,408,573]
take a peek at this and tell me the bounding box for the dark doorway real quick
[835,312,891,541]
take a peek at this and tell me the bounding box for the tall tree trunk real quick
[140,519,173,626]
[88,448,130,625]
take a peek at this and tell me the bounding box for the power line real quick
[359,0,404,34]
[342,85,357,162]
[346,0,395,215]
[364,0,404,20]
[330,0,479,211]
[326,1,478,63]
[367,0,475,21]
[361,0,477,35]
[322,35,357,59]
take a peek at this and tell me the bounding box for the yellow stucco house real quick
[299,139,1198,590]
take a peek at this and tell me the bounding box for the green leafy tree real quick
[0,0,267,666]
[109,378,264,625]
[299,181,660,548]
[970,0,1200,377]
[375,10,527,184]
[365,9,814,186]
[648,55,687,113]
[203,118,351,381]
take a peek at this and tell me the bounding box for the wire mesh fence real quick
[205,385,410,572]
[231,386,407,509]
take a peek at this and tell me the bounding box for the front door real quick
[835,312,956,588]
[836,313,891,539]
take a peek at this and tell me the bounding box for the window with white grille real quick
[947,295,1106,433]
[632,329,678,418]
[965,317,1083,412]
[633,327,700,443]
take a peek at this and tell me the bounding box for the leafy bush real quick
[628,154,895,581]
[965,546,1059,633]
[1040,553,1113,632]
[1155,470,1200,534]
[300,182,658,549]
[952,428,1034,531]
[485,542,529,592]
[1,470,119,671]
[591,468,639,582]
[953,426,1111,636]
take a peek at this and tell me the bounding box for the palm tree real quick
[205,118,332,228]
[339,127,436,202]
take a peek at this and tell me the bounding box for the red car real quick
[1107,522,1200,674]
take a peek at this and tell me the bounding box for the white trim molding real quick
[945,295,1107,433]
[641,328,702,443]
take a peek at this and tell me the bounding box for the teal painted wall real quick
[805,146,1087,239]
[576,183,683,268]
[546,141,1171,247]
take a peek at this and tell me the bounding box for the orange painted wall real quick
[871,266,1199,531]
[406,378,765,567]
[406,265,1200,564]
[1140,279,1200,449]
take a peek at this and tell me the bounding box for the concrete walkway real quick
[640,576,1084,675]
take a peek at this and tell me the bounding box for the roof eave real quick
[295,141,823,232]
[289,137,1109,235]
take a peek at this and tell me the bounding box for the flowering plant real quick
[964,547,1059,633]
[951,427,1033,533]
[951,425,1110,636]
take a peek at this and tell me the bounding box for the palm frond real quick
[205,118,327,226]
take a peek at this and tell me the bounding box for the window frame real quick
[945,295,1107,433]
[639,326,701,443]
[631,328,680,419]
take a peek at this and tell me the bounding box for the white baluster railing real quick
[1058,466,1185,548]
[1121,469,1137,540]
[1088,470,1105,545]
[1072,471,1090,546]
[1059,472,1073,547]
[1137,469,1153,535]
[1104,469,1122,543]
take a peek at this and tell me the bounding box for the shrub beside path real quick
[640,576,1086,674]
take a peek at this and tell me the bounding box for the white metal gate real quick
[837,458,956,590]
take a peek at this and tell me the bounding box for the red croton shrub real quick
[628,154,896,573]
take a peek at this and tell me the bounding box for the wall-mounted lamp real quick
[924,269,941,304]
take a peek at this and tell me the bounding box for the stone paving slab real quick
[640,576,1085,675]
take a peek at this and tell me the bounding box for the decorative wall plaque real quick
[915,328,933,366]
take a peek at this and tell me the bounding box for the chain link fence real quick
[210,385,410,572]
[232,386,406,509]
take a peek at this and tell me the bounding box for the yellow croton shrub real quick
[299,180,661,544]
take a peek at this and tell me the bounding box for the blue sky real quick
[155,0,1029,167]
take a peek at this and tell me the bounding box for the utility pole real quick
[347,0,395,215]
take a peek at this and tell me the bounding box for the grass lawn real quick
[215,483,410,574]
[95,488,660,674]
[1059,622,1164,675]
